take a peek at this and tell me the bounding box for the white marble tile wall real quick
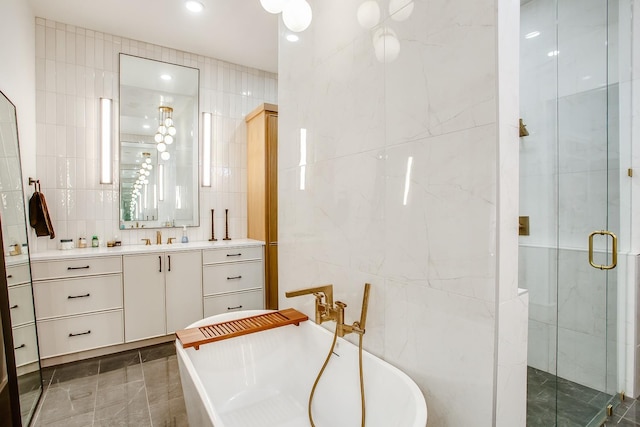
[33,18,277,251]
[278,0,524,424]
[496,291,529,427]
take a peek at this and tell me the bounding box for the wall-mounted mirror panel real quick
[0,89,43,426]
[119,54,200,228]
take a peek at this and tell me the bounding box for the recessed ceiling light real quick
[525,31,540,39]
[286,34,300,42]
[547,50,559,57]
[160,74,172,81]
[185,1,204,13]
[143,124,150,129]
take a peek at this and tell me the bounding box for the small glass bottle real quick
[181,226,189,243]
[92,235,99,248]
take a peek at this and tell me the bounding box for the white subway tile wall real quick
[33,17,277,251]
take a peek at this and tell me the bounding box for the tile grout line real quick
[92,359,101,426]
[619,401,640,425]
[140,349,154,426]
[32,368,56,426]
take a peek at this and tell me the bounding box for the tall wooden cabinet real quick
[246,103,278,309]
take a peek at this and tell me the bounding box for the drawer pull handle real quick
[227,305,243,310]
[68,293,90,299]
[6,275,12,279]
[226,253,242,257]
[159,255,162,273]
[14,344,25,350]
[69,330,91,337]
[10,304,18,309]
[227,275,242,280]
[67,266,90,270]
[168,255,171,272]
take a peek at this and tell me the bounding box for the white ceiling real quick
[28,0,279,73]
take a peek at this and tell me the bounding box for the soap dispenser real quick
[181,225,189,243]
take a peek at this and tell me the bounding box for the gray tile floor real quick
[31,342,187,427]
[528,366,640,427]
[31,353,640,427]
[607,398,640,426]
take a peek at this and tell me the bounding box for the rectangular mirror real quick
[119,54,200,228]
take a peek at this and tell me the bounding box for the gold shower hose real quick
[308,327,366,427]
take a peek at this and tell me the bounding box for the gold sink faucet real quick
[285,283,371,337]
[156,230,162,245]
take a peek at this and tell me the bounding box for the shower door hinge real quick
[628,168,633,177]
[607,404,613,416]
[519,216,530,236]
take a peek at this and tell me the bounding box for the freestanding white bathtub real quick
[176,310,427,427]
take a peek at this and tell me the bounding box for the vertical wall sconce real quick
[202,112,213,187]
[159,164,165,201]
[99,98,113,184]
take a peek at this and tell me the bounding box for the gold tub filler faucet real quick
[286,283,371,427]
[285,283,369,337]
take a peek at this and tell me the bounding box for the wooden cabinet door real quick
[123,253,166,342]
[165,251,203,333]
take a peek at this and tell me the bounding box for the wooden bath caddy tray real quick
[176,308,309,350]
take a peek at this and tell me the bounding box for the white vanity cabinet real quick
[29,239,262,362]
[31,256,124,359]
[202,245,264,317]
[6,262,38,367]
[123,250,202,342]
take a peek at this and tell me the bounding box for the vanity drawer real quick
[37,310,124,359]
[12,323,39,367]
[202,246,263,265]
[203,290,264,317]
[6,263,31,286]
[8,283,35,326]
[203,261,263,296]
[31,256,122,281]
[34,274,123,319]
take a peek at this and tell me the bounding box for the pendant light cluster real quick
[129,152,153,217]
[356,0,415,63]
[155,106,176,161]
[260,0,312,33]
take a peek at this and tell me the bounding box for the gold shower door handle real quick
[588,230,618,270]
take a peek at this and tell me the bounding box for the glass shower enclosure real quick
[519,0,631,425]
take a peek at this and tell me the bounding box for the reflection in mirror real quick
[119,54,200,228]
[0,90,43,425]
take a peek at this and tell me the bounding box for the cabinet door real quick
[165,251,203,333]
[123,254,165,342]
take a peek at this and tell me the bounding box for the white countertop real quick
[30,238,265,261]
